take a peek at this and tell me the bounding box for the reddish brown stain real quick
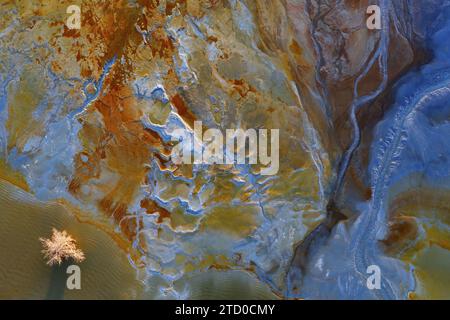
[381,216,418,255]
[166,0,178,15]
[230,79,256,98]
[149,27,175,59]
[62,25,80,38]
[207,35,218,43]
[171,94,196,126]
[140,198,171,223]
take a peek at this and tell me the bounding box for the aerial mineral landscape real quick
[0,0,449,300]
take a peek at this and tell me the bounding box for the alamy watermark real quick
[366,265,381,290]
[66,5,81,30]
[170,121,279,176]
[367,5,382,30]
[66,265,81,290]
